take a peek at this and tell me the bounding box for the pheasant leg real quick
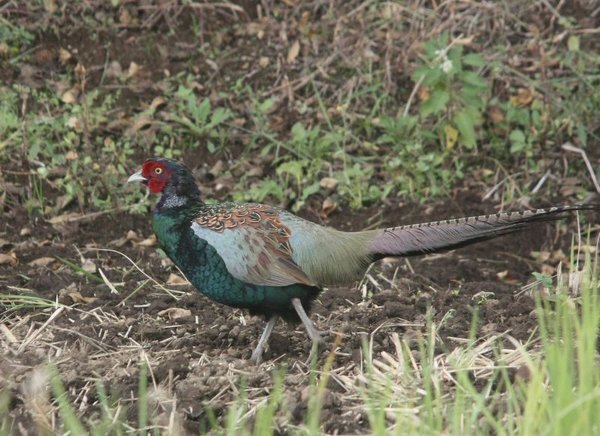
[250,317,276,364]
[291,298,323,346]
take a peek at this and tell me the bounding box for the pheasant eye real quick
[154,167,163,175]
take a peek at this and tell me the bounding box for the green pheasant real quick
[128,157,598,363]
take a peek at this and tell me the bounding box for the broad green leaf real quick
[175,85,191,99]
[301,182,321,200]
[577,122,587,147]
[458,71,488,89]
[291,122,307,142]
[412,65,432,83]
[509,129,526,152]
[192,98,211,125]
[460,87,487,110]
[532,272,554,288]
[209,107,231,126]
[463,105,483,125]
[567,35,579,52]
[453,110,477,148]
[258,98,274,113]
[276,160,307,179]
[447,46,463,65]
[463,53,486,67]
[422,67,443,87]
[420,89,449,117]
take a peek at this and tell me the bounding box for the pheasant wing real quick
[191,203,314,287]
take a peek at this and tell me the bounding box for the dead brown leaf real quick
[270,115,286,132]
[320,177,338,190]
[489,106,504,124]
[417,86,430,101]
[74,63,86,80]
[68,291,98,305]
[246,166,263,178]
[48,213,81,235]
[166,273,189,286]
[109,237,128,248]
[533,250,551,262]
[135,235,157,247]
[19,64,44,88]
[66,117,83,130]
[48,213,81,225]
[510,88,533,106]
[299,11,310,28]
[158,307,192,320]
[150,97,166,111]
[541,264,556,275]
[105,61,123,79]
[231,117,246,127]
[214,174,235,192]
[61,89,78,104]
[127,62,141,79]
[0,252,18,266]
[126,230,140,241]
[321,197,337,218]
[287,40,300,63]
[454,36,474,45]
[58,48,72,64]
[209,160,224,176]
[44,0,57,13]
[131,115,154,132]
[119,8,132,25]
[28,257,56,267]
[81,259,97,273]
[551,249,567,262]
[0,42,8,58]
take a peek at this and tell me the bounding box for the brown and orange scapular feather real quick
[191,203,316,287]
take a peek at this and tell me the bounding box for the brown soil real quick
[1,189,587,433]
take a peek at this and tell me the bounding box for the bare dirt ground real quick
[2,188,590,433]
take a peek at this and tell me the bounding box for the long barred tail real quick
[368,204,599,259]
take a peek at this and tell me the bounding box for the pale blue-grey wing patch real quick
[190,221,314,287]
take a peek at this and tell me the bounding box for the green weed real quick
[412,33,489,150]
[0,85,146,215]
[166,84,234,153]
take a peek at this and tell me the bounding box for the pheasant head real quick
[128,158,200,208]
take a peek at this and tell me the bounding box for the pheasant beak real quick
[127,170,147,184]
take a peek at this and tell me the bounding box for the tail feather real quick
[369,204,599,259]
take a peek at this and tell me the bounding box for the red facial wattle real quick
[141,161,172,193]
[147,177,167,193]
